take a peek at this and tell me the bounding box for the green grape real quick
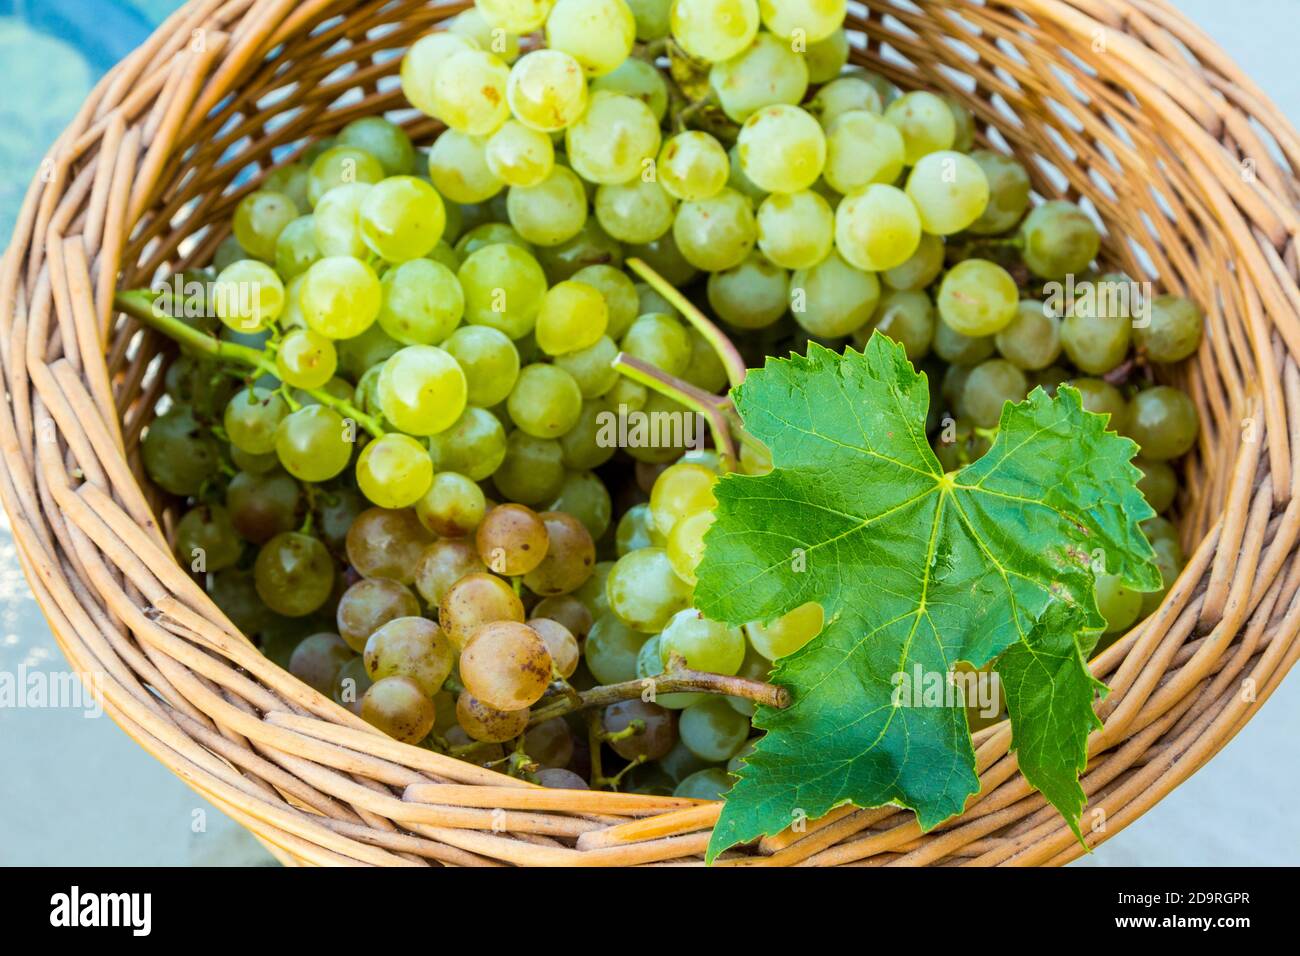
[427,129,504,204]
[507,49,589,132]
[936,259,1019,336]
[275,328,337,389]
[486,120,555,187]
[944,94,976,151]
[626,0,671,39]
[274,215,321,279]
[575,559,614,617]
[376,345,467,436]
[884,91,956,165]
[706,253,789,329]
[625,394,692,462]
[400,32,479,117]
[361,676,436,743]
[213,235,247,272]
[299,256,381,339]
[226,469,300,544]
[302,138,339,165]
[565,91,661,185]
[427,405,509,480]
[594,177,675,244]
[737,104,825,194]
[428,48,511,135]
[1071,377,1129,430]
[377,259,464,346]
[523,510,596,595]
[454,222,532,259]
[584,613,649,684]
[478,0,553,32]
[863,288,935,361]
[507,363,583,437]
[659,607,745,676]
[756,190,833,270]
[331,655,373,714]
[674,767,733,800]
[994,300,1061,371]
[449,7,521,62]
[759,0,843,41]
[213,259,284,332]
[553,335,619,397]
[679,697,749,761]
[537,281,608,356]
[625,232,698,286]
[289,633,353,695]
[590,57,669,122]
[142,406,220,496]
[789,249,880,338]
[882,232,944,291]
[174,504,242,573]
[961,358,1028,428]
[1136,294,1203,364]
[744,600,823,660]
[359,175,445,262]
[822,108,904,195]
[682,326,729,392]
[904,150,990,236]
[636,635,706,708]
[670,0,758,62]
[672,187,756,272]
[545,471,613,540]
[1060,293,1132,375]
[233,190,297,261]
[534,217,624,281]
[607,547,693,632]
[312,182,371,257]
[262,163,310,212]
[635,282,675,317]
[254,532,334,617]
[507,164,589,246]
[545,0,636,77]
[709,32,808,123]
[356,433,436,508]
[1095,572,1142,635]
[559,398,619,469]
[933,319,994,366]
[967,149,1031,235]
[306,145,385,207]
[1135,457,1178,514]
[275,404,353,482]
[1019,200,1101,280]
[621,312,692,377]
[414,538,487,606]
[460,620,554,710]
[494,430,566,504]
[427,239,462,271]
[364,616,453,696]
[416,471,487,536]
[834,183,921,272]
[726,142,766,204]
[616,502,666,555]
[1139,536,1184,617]
[804,27,849,83]
[345,506,433,584]
[224,386,288,455]
[811,76,883,127]
[1125,386,1199,461]
[657,132,729,202]
[650,461,717,535]
[336,323,401,380]
[666,509,714,585]
[338,116,416,176]
[441,326,520,406]
[458,242,548,339]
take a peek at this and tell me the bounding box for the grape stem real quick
[611,352,740,470]
[114,288,387,438]
[525,654,791,727]
[624,257,747,389]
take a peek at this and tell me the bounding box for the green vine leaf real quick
[695,335,1160,862]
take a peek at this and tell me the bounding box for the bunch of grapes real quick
[142,0,1201,798]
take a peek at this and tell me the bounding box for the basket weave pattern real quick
[3,0,1299,865]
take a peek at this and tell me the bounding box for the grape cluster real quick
[146,0,1202,798]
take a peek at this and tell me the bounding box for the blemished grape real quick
[458,242,548,339]
[756,191,834,270]
[834,183,922,272]
[507,363,583,437]
[737,105,825,194]
[233,190,298,261]
[362,676,436,743]
[673,188,757,272]
[968,149,1031,235]
[527,617,581,678]
[671,0,758,62]
[477,503,550,575]
[439,572,526,648]
[545,0,636,77]
[608,547,694,632]
[1019,200,1101,280]
[961,358,1028,429]
[584,613,649,683]
[416,471,487,537]
[226,470,300,544]
[905,151,990,236]
[275,404,353,482]
[1136,295,1203,363]
[884,91,956,165]
[1125,386,1200,460]
[523,511,596,595]
[338,116,417,177]
[399,32,479,118]
[441,326,520,409]
[376,344,468,435]
[674,767,733,800]
[414,537,487,606]
[364,616,454,695]
[494,430,567,504]
[427,48,511,136]
[300,256,382,339]
[507,164,589,246]
[275,328,337,389]
[345,507,434,584]
[595,176,676,244]
[507,49,589,132]
[460,620,554,710]
[709,32,808,123]
[356,432,435,508]
[359,175,446,262]
[604,700,677,760]
[427,129,504,204]
[457,691,530,743]
[174,504,242,572]
[289,633,353,695]
[995,301,1062,371]
[337,577,420,652]
[565,91,662,185]
[486,120,555,187]
[660,608,746,674]
[790,249,881,338]
[707,253,790,329]
[679,697,749,761]
[937,259,1019,337]
[254,531,334,617]
[224,386,288,455]
[213,259,284,332]
[744,601,824,660]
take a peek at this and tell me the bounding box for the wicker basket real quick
[3,0,1299,867]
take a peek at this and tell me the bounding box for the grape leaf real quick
[695,335,1160,862]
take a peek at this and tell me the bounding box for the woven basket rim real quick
[3,0,1300,866]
